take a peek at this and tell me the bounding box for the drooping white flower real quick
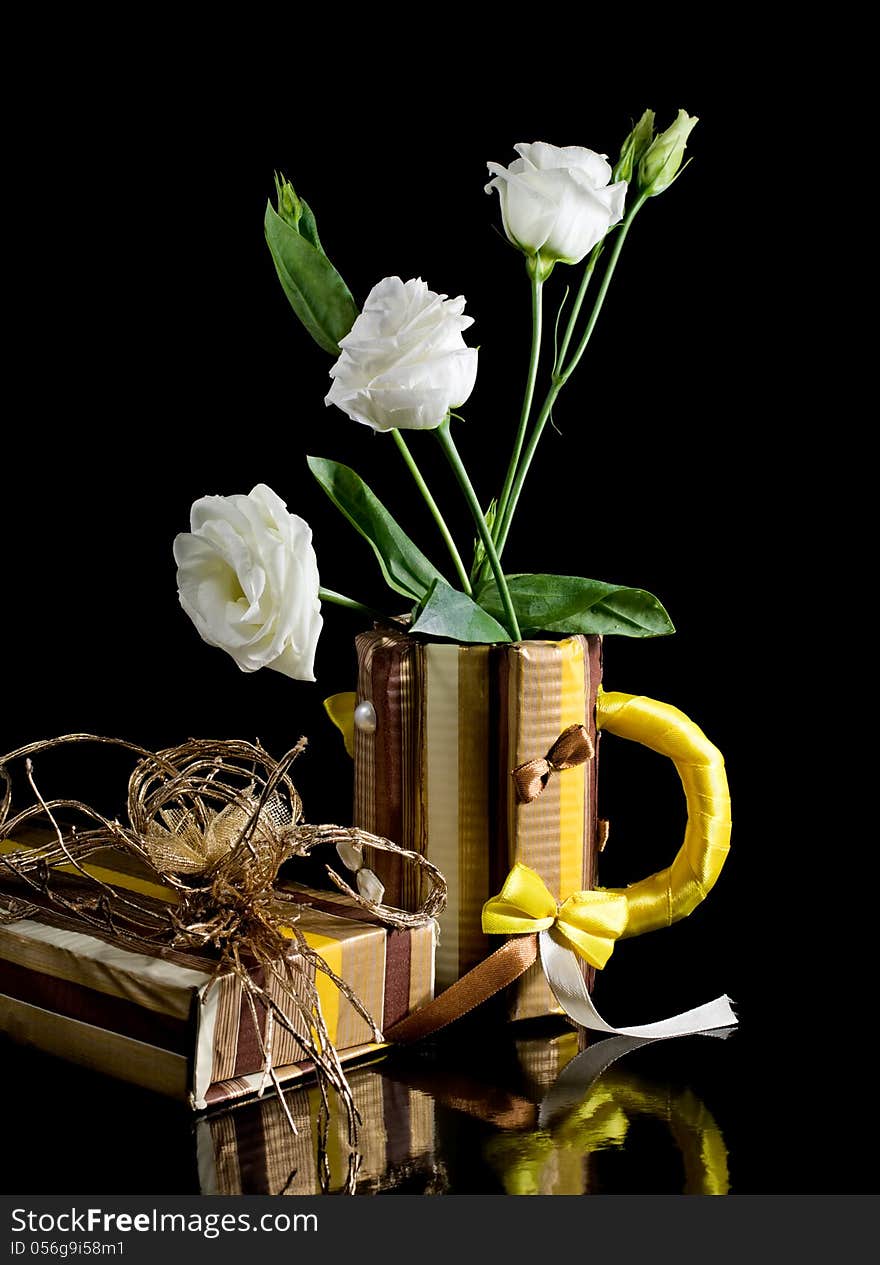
[325,276,478,432]
[174,483,322,681]
[485,142,627,270]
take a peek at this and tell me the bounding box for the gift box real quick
[0,841,435,1109]
[352,629,602,1018]
[198,1063,440,1194]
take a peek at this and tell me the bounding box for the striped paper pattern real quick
[198,1066,436,1194]
[0,845,434,1107]
[353,632,602,1017]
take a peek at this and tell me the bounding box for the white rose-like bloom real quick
[325,276,478,432]
[174,483,323,682]
[485,142,627,267]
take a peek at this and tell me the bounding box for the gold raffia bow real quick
[481,862,628,969]
[511,723,595,803]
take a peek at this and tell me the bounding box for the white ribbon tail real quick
[539,929,738,1038]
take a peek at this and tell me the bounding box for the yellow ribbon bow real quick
[481,863,629,969]
[511,723,594,804]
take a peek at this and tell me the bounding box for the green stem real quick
[495,199,646,561]
[391,429,472,595]
[554,240,603,372]
[319,587,383,619]
[559,195,646,382]
[436,419,521,641]
[493,270,544,547]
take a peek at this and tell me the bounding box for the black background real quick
[1,32,869,1193]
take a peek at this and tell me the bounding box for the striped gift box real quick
[353,631,602,1019]
[0,843,434,1108]
[198,1064,437,1194]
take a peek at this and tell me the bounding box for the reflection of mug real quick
[348,629,730,1020]
[484,1063,730,1196]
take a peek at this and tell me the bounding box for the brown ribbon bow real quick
[512,723,594,804]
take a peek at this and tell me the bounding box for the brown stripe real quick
[401,644,426,871]
[382,1075,413,1167]
[354,632,378,838]
[382,927,411,1030]
[386,934,537,1043]
[401,641,426,909]
[233,1097,273,1194]
[281,888,387,926]
[370,637,404,906]
[233,965,269,1076]
[0,957,192,1052]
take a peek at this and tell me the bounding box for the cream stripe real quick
[209,975,242,1083]
[0,992,190,1098]
[425,643,460,990]
[559,638,587,900]
[457,646,491,975]
[193,979,221,1108]
[408,920,436,1014]
[0,917,210,1017]
[195,1117,225,1195]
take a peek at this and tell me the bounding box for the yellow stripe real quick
[297,930,341,1045]
[0,840,175,903]
[1,839,345,1043]
[558,639,587,899]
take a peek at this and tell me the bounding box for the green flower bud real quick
[613,109,655,184]
[272,172,322,250]
[273,171,303,231]
[638,110,698,196]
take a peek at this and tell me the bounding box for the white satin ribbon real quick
[539,930,737,1037]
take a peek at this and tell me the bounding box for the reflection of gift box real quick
[199,1064,440,1194]
[353,630,602,1018]
[0,843,434,1109]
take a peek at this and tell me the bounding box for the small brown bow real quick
[512,723,595,804]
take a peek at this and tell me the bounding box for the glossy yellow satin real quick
[324,692,357,758]
[596,688,731,938]
[482,862,628,969]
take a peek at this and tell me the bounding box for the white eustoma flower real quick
[174,483,322,681]
[485,142,627,268]
[325,276,478,432]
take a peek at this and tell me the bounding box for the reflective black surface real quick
[1,1006,873,1196]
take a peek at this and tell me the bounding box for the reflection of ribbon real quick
[482,863,627,969]
[511,723,594,804]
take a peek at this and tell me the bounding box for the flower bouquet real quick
[174,109,735,1032]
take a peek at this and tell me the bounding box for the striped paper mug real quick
[352,629,602,1020]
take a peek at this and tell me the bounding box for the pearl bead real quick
[354,700,377,733]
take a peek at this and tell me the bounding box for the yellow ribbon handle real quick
[596,688,731,939]
[482,862,628,969]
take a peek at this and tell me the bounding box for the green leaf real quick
[308,456,447,600]
[411,580,512,643]
[476,573,675,638]
[264,202,358,356]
